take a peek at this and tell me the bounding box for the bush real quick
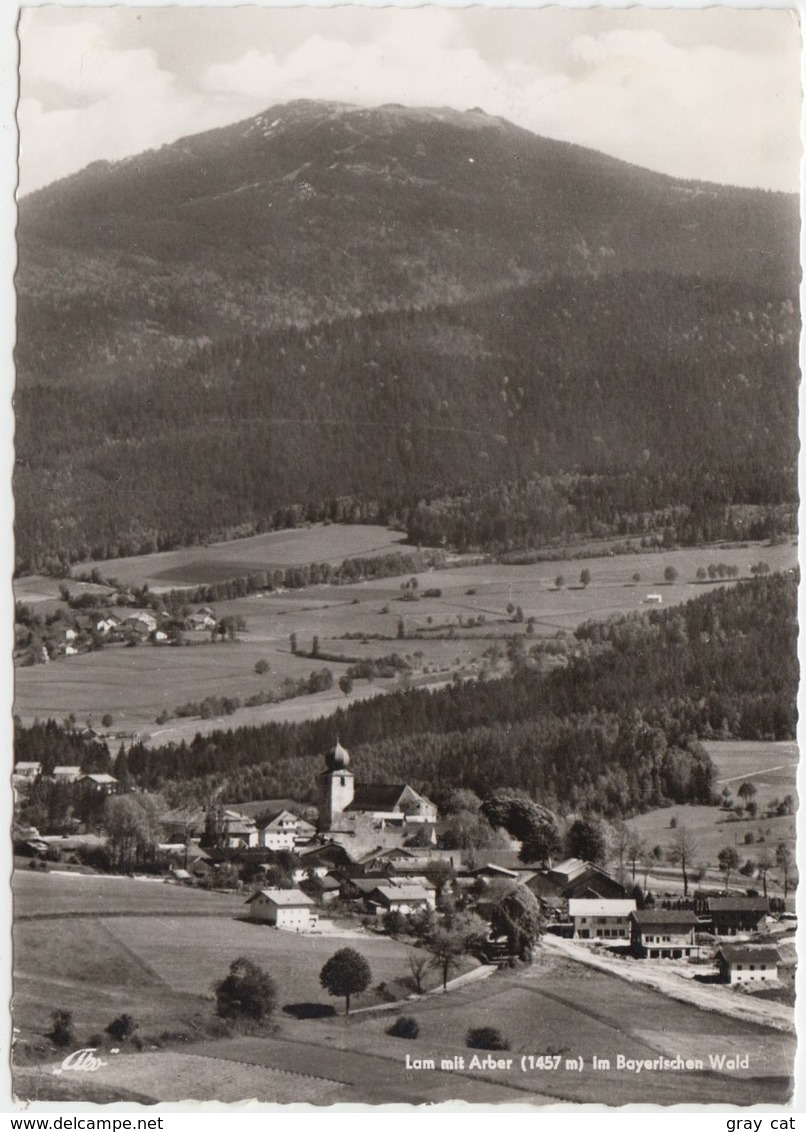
[105,1014,138,1042]
[215,957,277,1023]
[49,1010,74,1048]
[387,1016,420,1040]
[466,1026,510,1051]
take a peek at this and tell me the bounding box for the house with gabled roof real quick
[630,909,699,959]
[52,766,82,784]
[367,883,431,917]
[246,887,318,930]
[703,895,770,936]
[569,898,636,941]
[14,762,42,780]
[715,944,781,984]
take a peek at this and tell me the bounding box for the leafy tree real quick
[49,1009,74,1048]
[255,659,270,674]
[490,885,544,959]
[319,948,372,1015]
[664,566,678,583]
[101,713,114,729]
[737,781,757,808]
[579,569,591,588]
[667,824,698,896]
[215,957,277,1023]
[566,818,607,865]
[718,846,740,891]
[289,633,297,655]
[554,575,565,590]
[481,791,561,866]
[339,674,353,696]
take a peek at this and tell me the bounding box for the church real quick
[317,740,438,834]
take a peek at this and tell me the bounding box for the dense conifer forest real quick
[15,102,799,571]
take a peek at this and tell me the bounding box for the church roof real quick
[346,784,416,812]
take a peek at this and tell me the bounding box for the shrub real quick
[49,1010,74,1048]
[466,1027,510,1051]
[387,1016,420,1040]
[106,1014,138,1042]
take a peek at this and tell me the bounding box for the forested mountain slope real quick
[15,101,799,569]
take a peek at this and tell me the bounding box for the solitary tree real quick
[776,842,793,899]
[554,575,565,590]
[667,824,698,896]
[756,846,774,898]
[717,846,740,892]
[424,913,488,991]
[215,957,277,1023]
[664,566,678,584]
[737,782,757,810]
[319,948,372,1015]
[579,569,591,588]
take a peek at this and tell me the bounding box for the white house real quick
[14,762,42,780]
[568,898,636,940]
[246,888,318,931]
[52,766,82,784]
[256,810,301,851]
[716,945,781,985]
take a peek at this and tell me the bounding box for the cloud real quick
[16,10,801,196]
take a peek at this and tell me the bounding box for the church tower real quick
[317,739,355,831]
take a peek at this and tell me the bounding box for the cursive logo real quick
[52,1047,108,1075]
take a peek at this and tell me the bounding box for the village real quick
[12,736,797,1014]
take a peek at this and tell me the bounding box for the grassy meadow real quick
[14,530,798,743]
[13,870,794,1106]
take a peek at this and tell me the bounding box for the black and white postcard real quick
[9,4,801,1109]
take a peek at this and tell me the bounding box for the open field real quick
[14,534,797,743]
[14,933,794,1105]
[13,870,450,1047]
[15,525,412,599]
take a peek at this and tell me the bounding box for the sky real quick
[16,6,803,196]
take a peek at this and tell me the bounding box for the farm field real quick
[14,535,797,744]
[622,740,797,897]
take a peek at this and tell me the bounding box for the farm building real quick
[528,859,627,902]
[630,909,699,959]
[701,895,770,936]
[715,945,781,985]
[317,740,437,832]
[569,899,637,940]
[246,888,318,930]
